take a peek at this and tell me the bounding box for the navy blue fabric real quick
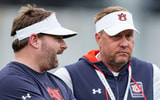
[0,61,75,100]
[66,57,153,100]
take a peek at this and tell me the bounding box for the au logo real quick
[118,13,127,21]
[47,87,64,100]
[130,82,144,98]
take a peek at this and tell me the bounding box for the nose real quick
[120,36,128,47]
[61,39,68,50]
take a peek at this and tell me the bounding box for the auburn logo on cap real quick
[118,13,127,21]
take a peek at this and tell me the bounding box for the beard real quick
[40,42,59,71]
[114,53,130,64]
[102,50,131,68]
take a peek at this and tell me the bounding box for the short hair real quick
[94,6,128,24]
[11,4,53,52]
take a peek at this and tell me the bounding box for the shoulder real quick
[131,57,160,73]
[0,62,27,84]
[0,73,38,98]
[0,62,36,87]
[131,57,153,70]
[0,74,34,88]
[130,57,156,78]
[0,63,42,98]
[48,72,75,100]
[65,58,91,71]
[131,57,160,78]
[48,72,71,91]
[0,63,38,88]
[54,67,73,91]
[131,57,152,66]
[53,67,71,83]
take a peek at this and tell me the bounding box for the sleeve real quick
[67,85,77,100]
[54,67,73,93]
[52,73,76,100]
[152,64,160,100]
[0,75,46,100]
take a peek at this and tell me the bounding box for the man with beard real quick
[54,6,160,100]
[0,4,77,100]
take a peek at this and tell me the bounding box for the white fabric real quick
[95,11,139,36]
[111,71,119,77]
[14,14,77,40]
[152,64,160,100]
[54,67,73,93]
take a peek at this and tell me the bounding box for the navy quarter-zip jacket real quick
[54,49,160,100]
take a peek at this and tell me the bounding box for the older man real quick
[54,6,160,100]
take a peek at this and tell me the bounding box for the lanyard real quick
[95,64,131,100]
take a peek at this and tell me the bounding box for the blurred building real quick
[0,0,160,71]
[0,0,107,8]
[145,0,160,12]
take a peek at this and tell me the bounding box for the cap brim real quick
[42,27,77,38]
[104,24,139,36]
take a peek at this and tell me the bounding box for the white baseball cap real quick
[14,13,77,40]
[95,11,139,36]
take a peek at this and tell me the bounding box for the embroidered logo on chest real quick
[92,88,102,94]
[22,93,31,100]
[130,82,144,98]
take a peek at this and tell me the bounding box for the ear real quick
[95,33,101,45]
[29,34,39,49]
